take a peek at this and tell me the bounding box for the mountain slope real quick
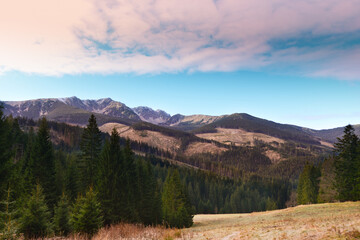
[133,106,171,124]
[304,125,360,143]
[3,98,137,126]
[192,113,321,145]
[59,96,141,120]
[162,114,225,131]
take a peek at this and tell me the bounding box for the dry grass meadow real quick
[50,201,360,240]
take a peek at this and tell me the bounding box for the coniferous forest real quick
[1,104,360,239]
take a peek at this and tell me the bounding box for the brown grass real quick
[183,201,360,240]
[184,142,227,156]
[46,223,190,240]
[100,123,227,156]
[196,128,285,147]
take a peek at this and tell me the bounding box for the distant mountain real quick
[59,96,140,121]
[192,113,321,145]
[2,97,139,126]
[303,125,360,143]
[162,114,225,131]
[133,106,171,124]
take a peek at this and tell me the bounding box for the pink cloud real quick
[0,0,360,79]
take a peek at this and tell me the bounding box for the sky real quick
[1,0,360,130]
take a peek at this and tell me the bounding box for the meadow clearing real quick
[59,201,360,240]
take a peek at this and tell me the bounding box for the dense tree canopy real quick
[80,114,102,190]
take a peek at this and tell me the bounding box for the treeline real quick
[0,110,193,239]
[154,164,290,214]
[296,124,360,204]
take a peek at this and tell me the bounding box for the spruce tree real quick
[0,187,19,240]
[122,139,138,222]
[65,154,80,202]
[28,118,57,209]
[53,193,71,236]
[297,163,320,204]
[80,114,102,190]
[70,188,103,238]
[0,106,11,201]
[333,125,360,201]
[18,184,52,239]
[162,169,193,228]
[96,128,123,225]
[136,160,162,225]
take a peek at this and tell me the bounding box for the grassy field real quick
[52,202,360,240]
[184,201,360,240]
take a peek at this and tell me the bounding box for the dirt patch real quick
[265,150,283,164]
[100,123,181,153]
[184,142,227,156]
[196,128,285,147]
[320,141,333,148]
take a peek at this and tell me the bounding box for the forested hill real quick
[192,113,320,145]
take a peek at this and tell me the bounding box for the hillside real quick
[304,125,360,143]
[192,113,322,145]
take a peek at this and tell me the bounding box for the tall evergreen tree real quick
[122,139,138,222]
[65,154,80,202]
[162,169,193,228]
[96,128,123,225]
[28,117,57,209]
[0,106,12,201]
[297,163,320,204]
[80,114,102,190]
[333,125,360,201]
[136,159,162,225]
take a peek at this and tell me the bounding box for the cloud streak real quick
[0,0,360,79]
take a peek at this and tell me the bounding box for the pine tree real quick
[96,128,123,225]
[122,139,138,222]
[0,187,19,240]
[65,154,80,202]
[53,193,71,236]
[0,106,11,201]
[333,125,360,201]
[28,118,57,209]
[136,159,162,225]
[162,169,193,228]
[297,163,320,204]
[18,184,52,239]
[70,188,103,238]
[80,114,102,190]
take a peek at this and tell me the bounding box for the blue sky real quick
[1,0,360,130]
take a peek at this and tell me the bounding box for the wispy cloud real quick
[0,0,360,79]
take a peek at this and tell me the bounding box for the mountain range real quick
[4,96,359,179]
[2,96,358,144]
